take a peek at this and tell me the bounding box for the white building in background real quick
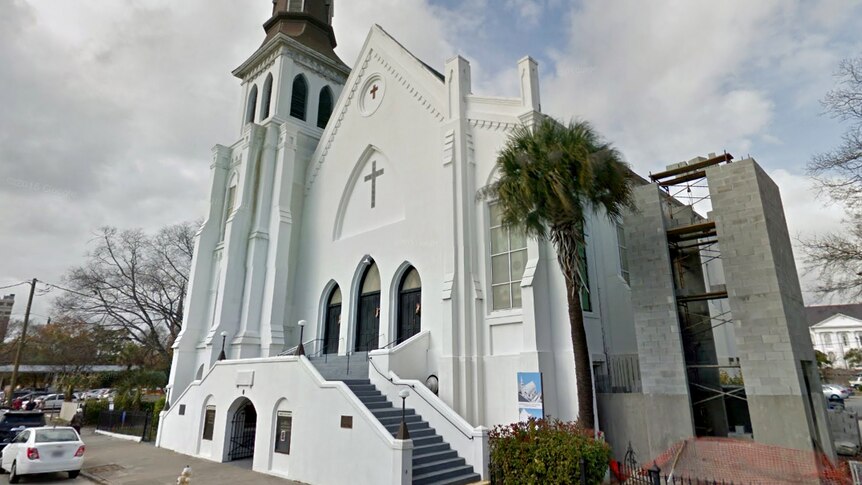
[808,304,862,368]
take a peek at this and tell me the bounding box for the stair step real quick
[391,427,435,438]
[352,390,383,398]
[379,414,422,426]
[372,408,416,419]
[340,379,370,385]
[346,384,377,392]
[413,465,476,485]
[412,449,457,466]
[364,401,394,410]
[384,421,430,433]
[412,457,466,477]
[359,395,388,404]
[412,442,451,456]
[411,435,443,447]
[432,473,482,485]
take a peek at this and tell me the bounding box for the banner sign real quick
[517,371,544,422]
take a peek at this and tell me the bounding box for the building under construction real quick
[597,154,833,462]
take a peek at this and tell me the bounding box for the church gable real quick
[304,25,447,194]
[333,145,405,240]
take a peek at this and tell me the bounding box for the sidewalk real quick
[79,429,303,485]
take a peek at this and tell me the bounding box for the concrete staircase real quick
[307,352,369,380]
[343,379,481,485]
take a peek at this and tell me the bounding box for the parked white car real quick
[0,426,84,482]
[823,384,852,401]
[35,394,73,412]
[850,374,862,389]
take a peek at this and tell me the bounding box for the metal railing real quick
[96,410,152,442]
[367,353,474,441]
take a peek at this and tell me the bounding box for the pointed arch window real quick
[355,260,381,351]
[397,267,421,344]
[290,75,308,121]
[317,86,334,129]
[260,74,273,121]
[245,85,258,124]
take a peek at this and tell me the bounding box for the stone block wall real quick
[706,158,833,455]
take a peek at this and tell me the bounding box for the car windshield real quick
[35,429,78,443]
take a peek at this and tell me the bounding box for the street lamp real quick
[295,320,307,356]
[218,331,227,361]
[396,388,410,440]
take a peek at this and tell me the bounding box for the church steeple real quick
[263,0,344,65]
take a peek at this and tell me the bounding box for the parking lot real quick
[843,394,862,416]
[0,472,87,484]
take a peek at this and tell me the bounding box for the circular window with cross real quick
[359,74,385,117]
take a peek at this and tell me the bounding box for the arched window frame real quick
[290,75,308,121]
[317,86,334,129]
[260,74,274,121]
[245,85,259,124]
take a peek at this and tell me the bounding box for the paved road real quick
[0,471,88,484]
[845,394,862,415]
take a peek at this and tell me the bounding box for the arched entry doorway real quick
[397,267,421,344]
[226,397,257,461]
[355,261,381,351]
[323,286,342,355]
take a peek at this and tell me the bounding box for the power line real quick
[0,281,29,291]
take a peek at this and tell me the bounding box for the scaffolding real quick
[650,152,753,438]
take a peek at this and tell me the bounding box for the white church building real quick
[157,2,831,484]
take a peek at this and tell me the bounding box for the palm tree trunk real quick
[551,227,595,427]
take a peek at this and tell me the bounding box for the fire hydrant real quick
[177,465,192,484]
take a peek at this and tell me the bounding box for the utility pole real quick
[7,278,36,407]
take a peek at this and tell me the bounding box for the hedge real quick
[489,419,610,484]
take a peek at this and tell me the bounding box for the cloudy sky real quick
[1,0,860,321]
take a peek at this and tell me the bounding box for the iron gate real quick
[227,402,257,461]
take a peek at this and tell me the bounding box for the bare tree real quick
[53,222,197,364]
[804,56,862,300]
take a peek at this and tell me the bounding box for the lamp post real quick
[295,320,307,356]
[396,388,410,440]
[218,331,227,361]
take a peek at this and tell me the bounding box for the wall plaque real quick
[340,415,353,429]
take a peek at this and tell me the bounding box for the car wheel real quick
[9,462,20,484]
[833,394,840,400]
[68,470,80,479]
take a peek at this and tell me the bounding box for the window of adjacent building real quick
[202,406,216,440]
[842,332,850,346]
[290,75,308,121]
[616,223,630,285]
[823,333,833,345]
[245,85,258,124]
[489,203,527,311]
[317,86,334,129]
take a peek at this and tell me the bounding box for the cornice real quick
[233,33,350,84]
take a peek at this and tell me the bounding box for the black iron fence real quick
[96,410,152,442]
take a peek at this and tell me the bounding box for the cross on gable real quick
[363,161,385,209]
[370,84,379,99]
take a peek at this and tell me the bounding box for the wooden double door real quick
[355,291,381,352]
[397,288,421,344]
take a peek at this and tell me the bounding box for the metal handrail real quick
[280,338,322,357]
[312,338,344,362]
[367,354,475,441]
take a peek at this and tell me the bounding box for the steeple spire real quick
[263,0,344,65]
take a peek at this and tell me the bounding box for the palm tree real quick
[482,117,635,426]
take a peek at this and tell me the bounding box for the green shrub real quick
[489,419,610,484]
[81,399,109,426]
[150,396,166,437]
